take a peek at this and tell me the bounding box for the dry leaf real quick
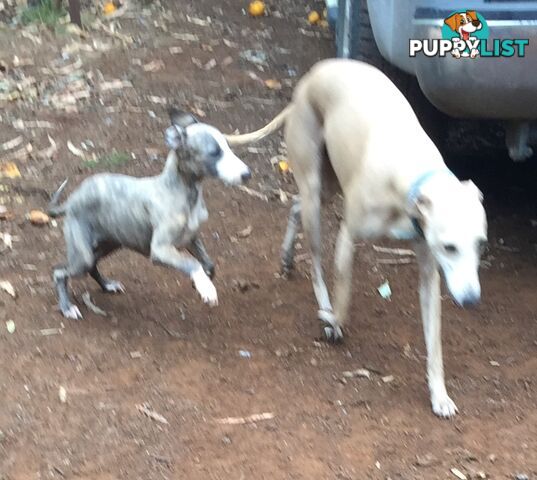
[28,210,50,225]
[0,162,21,179]
[1,136,23,151]
[67,141,85,158]
[216,412,274,425]
[0,205,13,221]
[0,280,15,297]
[137,403,169,424]
[237,225,253,238]
[143,60,165,72]
[37,135,57,160]
[265,79,282,90]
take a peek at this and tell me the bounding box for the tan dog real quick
[226,59,488,418]
[444,10,483,58]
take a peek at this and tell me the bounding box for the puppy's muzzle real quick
[241,170,252,183]
[458,291,480,308]
[472,20,481,27]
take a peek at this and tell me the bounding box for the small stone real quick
[110,330,119,340]
[514,475,529,480]
[130,351,142,359]
[222,435,232,445]
[310,358,318,367]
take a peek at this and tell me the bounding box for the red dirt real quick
[0,1,536,479]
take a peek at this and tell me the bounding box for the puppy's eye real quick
[209,145,222,159]
[444,244,458,254]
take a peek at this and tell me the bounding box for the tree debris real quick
[137,403,169,425]
[215,412,274,425]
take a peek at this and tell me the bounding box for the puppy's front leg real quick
[415,242,458,418]
[187,236,215,279]
[151,234,217,307]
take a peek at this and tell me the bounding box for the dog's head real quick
[444,10,482,35]
[165,108,251,185]
[410,177,487,308]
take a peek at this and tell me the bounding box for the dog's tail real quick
[48,178,69,218]
[225,104,292,146]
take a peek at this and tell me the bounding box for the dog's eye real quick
[209,145,222,159]
[444,244,458,254]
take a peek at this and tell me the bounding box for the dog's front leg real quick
[415,242,458,418]
[151,238,218,307]
[187,236,215,279]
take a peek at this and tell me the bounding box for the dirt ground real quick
[1,1,536,479]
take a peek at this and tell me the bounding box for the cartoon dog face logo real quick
[444,10,483,58]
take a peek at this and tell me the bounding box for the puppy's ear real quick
[165,125,184,150]
[168,107,199,129]
[466,10,478,22]
[444,12,461,31]
[408,193,432,220]
[462,179,484,202]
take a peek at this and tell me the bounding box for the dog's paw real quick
[204,263,215,280]
[104,280,125,294]
[451,49,461,59]
[191,269,218,307]
[431,394,458,418]
[470,49,480,59]
[62,304,83,320]
[318,309,343,343]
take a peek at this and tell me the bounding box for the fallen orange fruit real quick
[28,210,50,225]
[103,2,116,15]
[308,10,321,24]
[248,0,265,17]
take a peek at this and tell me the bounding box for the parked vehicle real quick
[331,0,537,161]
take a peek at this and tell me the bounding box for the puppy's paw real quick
[431,394,458,418]
[451,49,461,59]
[191,268,218,307]
[318,309,343,343]
[104,280,125,294]
[470,49,479,58]
[62,304,83,320]
[204,263,215,280]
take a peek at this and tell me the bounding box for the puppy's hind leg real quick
[90,266,125,293]
[54,219,94,319]
[280,197,301,276]
[90,244,124,293]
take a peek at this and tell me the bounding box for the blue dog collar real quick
[407,169,455,206]
[407,169,455,238]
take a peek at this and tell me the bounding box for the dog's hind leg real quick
[54,218,95,319]
[89,243,124,293]
[90,266,125,293]
[285,101,337,340]
[415,241,458,418]
[281,197,301,275]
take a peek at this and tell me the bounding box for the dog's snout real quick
[472,20,480,27]
[241,170,252,183]
[461,293,480,309]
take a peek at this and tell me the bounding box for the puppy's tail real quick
[225,104,292,146]
[48,178,69,218]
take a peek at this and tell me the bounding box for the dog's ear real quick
[444,12,461,31]
[462,179,484,203]
[168,107,199,129]
[165,125,185,150]
[466,10,479,22]
[408,193,432,219]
